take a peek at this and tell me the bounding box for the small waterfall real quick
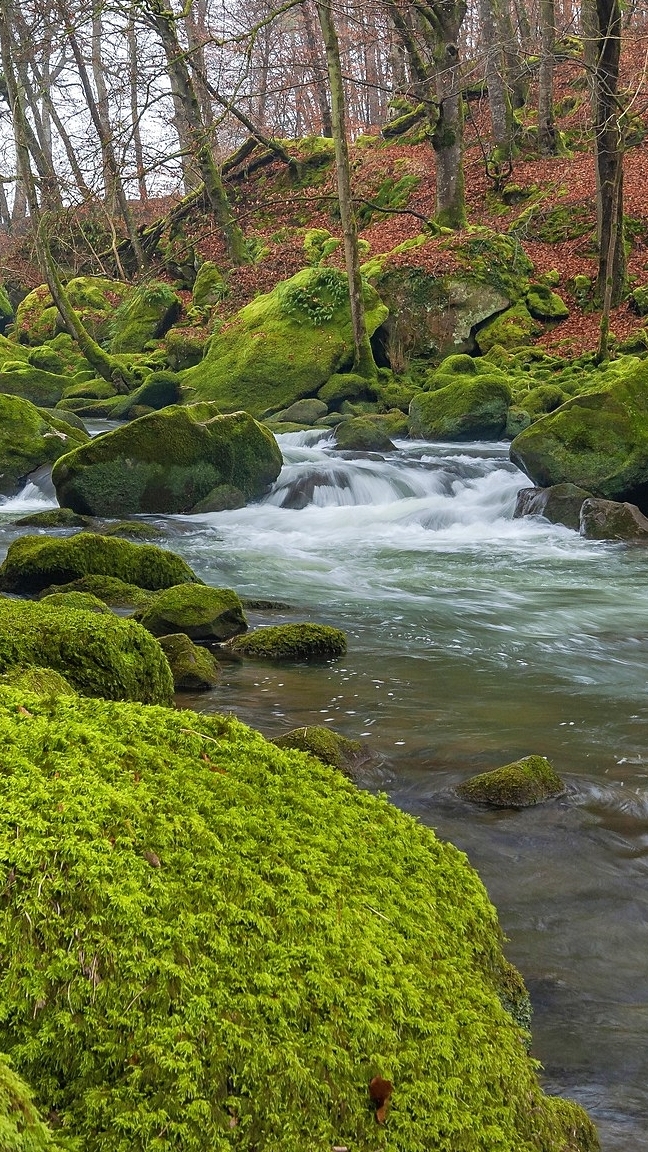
[0,466,57,513]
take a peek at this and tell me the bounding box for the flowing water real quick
[2,431,648,1149]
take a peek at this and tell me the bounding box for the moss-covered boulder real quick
[97,520,167,542]
[109,282,181,353]
[15,508,92,529]
[409,377,512,440]
[39,591,113,613]
[0,364,71,407]
[137,584,247,642]
[14,276,130,345]
[188,484,246,513]
[272,398,328,424]
[333,417,396,452]
[0,533,199,595]
[523,383,568,417]
[525,284,569,321]
[157,632,220,691]
[514,483,593,530]
[0,689,598,1151]
[52,405,282,517]
[273,725,369,775]
[457,755,566,808]
[0,1051,58,1149]
[181,268,388,416]
[475,303,543,353]
[317,372,377,409]
[0,600,173,703]
[38,574,154,611]
[0,395,89,497]
[579,497,648,540]
[0,664,77,696]
[191,260,227,309]
[232,622,347,661]
[509,362,648,510]
[0,283,13,332]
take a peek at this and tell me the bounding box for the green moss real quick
[137,584,247,642]
[524,384,567,416]
[0,364,73,407]
[52,405,282,516]
[109,282,181,354]
[192,261,227,309]
[526,285,569,321]
[629,285,648,316]
[273,725,366,775]
[0,665,76,697]
[409,377,512,440]
[0,533,199,595]
[0,395,90,497]
[232,622,347,661]
[303,229,341,266]
[334,417,395,452]
[0,1051,58,1150]
[26,347,64,373]
[0,600,172,702]
[62,379,117,401]
[39,591,113,613]
[98,521,166,542]
[15,277,130,346]
[157,632,220,691]
[317,372,377,408]
[181,268,388,417]
[357,175,421,226]
[0,689,598,1151]
[109,371,182,419]
[382,101,426,138]
[37,575,154,611]
[164,327,210,370]
[457,755,566,807]
[511,203,594,244]
[476,304,543,353]
[15,508,92,529]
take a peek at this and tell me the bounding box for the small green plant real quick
[279,267,348,325]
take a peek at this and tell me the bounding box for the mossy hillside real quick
[0,1052,58,1151]
[0,533,199,595]
[409,377,512,440]
[137,584,247,642]
[14,277,130,346]
[109,282,182,354]
[0,395,89,497]
[181,268,388,417]
[457,755,566,808]
[0,689,598,1152]
[509,360,648,509]
[52,405,283,516]
[0,600,173,703]
[232,623,347,661]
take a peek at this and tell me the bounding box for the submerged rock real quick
[579,497,648,540]
[137,583,247,642]
[273,725,369,775]
[231,622,347,661]
[157,632,220,691]
[457,755,566,808]
[52,404,282,516]
[514,483,593,530]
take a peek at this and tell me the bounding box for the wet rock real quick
[273,725,370,776]
[189,484,246,514]
[514,483,593,531]
[272,398,328,424]
[230,623,347,662]
[333,417,395,452]
[136,583,247,642]
[157,632,220,691]
[409,376,511,440]
[457,755,566,808]
[579,497,648,541]
[15,508,92,529]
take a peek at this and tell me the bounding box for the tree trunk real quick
[315,0,375,376]
[479,0,514,161]
[590,0,625,306]
[127,9,148,202]
[301,1,333,136]
[537,0,557,154]
[432,12,467,228]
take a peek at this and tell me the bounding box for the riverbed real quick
[2,430,647,1150]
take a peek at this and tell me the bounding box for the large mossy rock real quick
[366,230,532,367]
[109,282,182,353]
[333,417,396,452]
[0,689,598,1151]
[409,376,512,440]
[0,364,71,407]
[181,267,388,416]
[0,533,199,595]
[0,599,173,703]
[509,362,648,510]
[137,583,247,641]
[52,404,282,516]
[14,276,130,346]
[0,395,89,497]
[457,755,566,808]
[157,632,221,691]
[37,574,154,610]
[232,622,347,661]
[0,1051,57,1150]
[475,303,543,354]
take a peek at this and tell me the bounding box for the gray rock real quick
[579,498,648,541]
[514,483,593,531]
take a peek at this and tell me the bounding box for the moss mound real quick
[0,690,597,1151]
[0,395,89,497]
[273,725,367,775]
[137,583,247,641]
[0,1051,58,1150]
[39,591,113,613]
[333,417,396,452]
[157,632,220,691]
[0,665,76,697]
[232,622,347,661]
[457,755,566,808]
[15,276,130,345]
[109,282,182,353]
[52,405,282,517]
[0,533,199,595]
[476,303,543,354]
[15,508,92,529]
[0,365,71,408]
[409,377,512,440]
[0,600,172,702]
[38,575,154,611]
[525,285,569,321]
[182,268,388,416]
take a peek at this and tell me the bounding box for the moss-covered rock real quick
[272,398,328,424]
[0,364,72,407]
[14,277,130,346]
[157,632,220,691]
[0,690,598,1151]
[0,283,14,332]
[232,622,347,661]
[273,725,368,775]
[38,574,154,611]
[317,372,378,409]
[137,584,247,642]
[109,282,181,353]
[191,261,227,309]
[0,664,76,697]
[15,508,92,529]
[476,303,543,353]
[62,379,117,401]
[52,404,282,516]
[457,755,566,807]
[0,1051,58,1149]
[0,599,173,702]
[514,483,592,530]
[0,395,90,497]
[97,520,166,541]
[109,371,183,419]
[525,284,569,321]
[164,326,210,370]
[333,417,396,452]
[579,497,648,540]
[0,533,199,595]
[509,361,648,509]
[504,406,532,438]
[188,484,246,513]
[39,591,113,613]
[37,406,87,432]
[409,377,512,440]
[523,383,567,417]
[182,268,388,416]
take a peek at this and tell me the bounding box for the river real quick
[2,430,648,1150]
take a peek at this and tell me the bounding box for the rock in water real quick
[136,584,247,642]
[579,497,648,540]
[51,404,283,516]
[273,725,369,775]
[231,623,347,661]
[157,633,220,691]
[514,483,593,530]
[0,394,89,496]
[457,755,566,808]
[408,376,511,440]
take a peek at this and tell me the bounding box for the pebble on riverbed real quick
[457,754,566,808]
